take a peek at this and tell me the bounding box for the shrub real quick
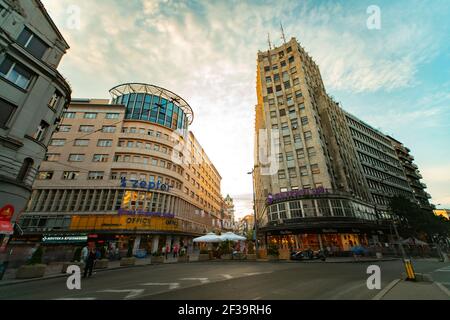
[27,246,44,265]
[219,241,232,254]
[267,244,279,256]
[247,242,255,254]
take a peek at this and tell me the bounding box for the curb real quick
[434,282,450,298]
[372,279,401,300]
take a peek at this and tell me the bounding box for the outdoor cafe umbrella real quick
[402,237,429,246]
[219,232,247,242]
[192,232,222,243]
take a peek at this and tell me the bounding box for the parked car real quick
[290,249,326,261]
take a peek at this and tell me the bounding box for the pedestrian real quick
[81,245,89,263]
[165,244,170,259]
[173,244,179,258]
[83,248,97,278]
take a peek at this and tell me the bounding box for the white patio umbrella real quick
[219,232,247,242]
[193,232,222,243]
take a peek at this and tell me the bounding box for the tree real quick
[389,196,450,240]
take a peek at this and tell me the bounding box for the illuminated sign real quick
[267,187,330,204]
[118,208,175,218]
[0,204,14,235]
[42,234,88,243]
[120,177,171,192]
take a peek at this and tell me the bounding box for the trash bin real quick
[0,261,8,281]
[376,252,383,259]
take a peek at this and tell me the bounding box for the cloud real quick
[40,0,450,217]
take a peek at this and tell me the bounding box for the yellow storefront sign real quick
[70,215,181,232]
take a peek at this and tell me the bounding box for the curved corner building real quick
[17,83,223,256]
[254,37,431,254]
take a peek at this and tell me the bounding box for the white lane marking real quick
[180,277,210,284]
[372,279,401,300]
[97,289,144,300]
[252,297,261,300]
[244,271,273,276]
[221,274,233,279]
[141,282,180,290]
[54,297,97,300]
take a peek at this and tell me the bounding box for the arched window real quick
[17,157,34,182]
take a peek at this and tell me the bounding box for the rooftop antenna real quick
[267,33,272,50]
[280,22,287,45]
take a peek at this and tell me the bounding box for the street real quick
[0,260,448,300]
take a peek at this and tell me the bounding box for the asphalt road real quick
[0,260,448,300]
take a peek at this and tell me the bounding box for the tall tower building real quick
[253,37,432,252]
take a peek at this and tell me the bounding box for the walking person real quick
[165,243,170,259]
[81,245,89,263]
[83,248,97,278]
[173,244,179,258]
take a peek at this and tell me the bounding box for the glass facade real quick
[112,93,188,131]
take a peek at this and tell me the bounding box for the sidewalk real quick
[0,256,182,286]
[374,279,450,300]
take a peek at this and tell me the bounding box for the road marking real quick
[221,274,233,279]
[141,283,180,290]
[434,282,450,298]
[54,297,97,300]
[244,272,273,276]
[252,297,261,300]
[180,277,210,284]
[372,279,401,300]
[98,289,144,300]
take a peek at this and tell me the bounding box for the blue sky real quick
[42,0,450,218]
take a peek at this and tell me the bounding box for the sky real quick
[41,0,450,219]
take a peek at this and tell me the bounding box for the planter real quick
[151,256,164,264]
[177,255,189,263]
[278,248,291,260]
[267,255,279,261]
[120,257,136,266]
[246,254,257,261]
[221,254,232,260]
[198,254,210,261]
[16,264,46,279]
[61,262,85,273]
[94,259,109,269]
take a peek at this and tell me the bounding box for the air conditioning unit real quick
[278,219,284,224]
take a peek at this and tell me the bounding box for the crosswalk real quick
[435,266,450,272]
[54,271,273,300]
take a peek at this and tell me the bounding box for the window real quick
[48,91,61,109]
[279,109,286,117]
[270,111,277,118]
[283,136,291,145]
[275,84,282,92]
[267,87,273,94]
[63,171,79,180]
[300,166,308,176]
[44,153,59,161]
[278,170,286,179]
[0,98,16,128]
[264,66,270,72]
[304,131,312,140]
[97,139,112,147]
[17,158,33,182]
[93,154,109,162]
[79,125,94,132]
[286,151,294,161]
[288,168,297,178]
[102,126,116,133]
[37,171,53,180]
[290,67,297,74]
[293,78,300,86]
[293,133,302,143]
[83,112,97,119]
[50,139,65,146]
[63,112,76,118]
[17,27,49,59]
[33,120,49,142]
[0,56,33,89]
[280,60,286,67]
[284,81,291,89]
[88,171,104,180]
[297,149,305,159]
[105,113,119,119]
[68,154,84,162]
[307,147,316,157]
[311,164,320,174]
[58,125,71,132]
[301,116,309,125]
[74,139,89,146]
[299,103,305,110]
[288,56,294,63]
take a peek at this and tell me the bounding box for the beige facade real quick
[253,37,433,252]
[0,0,71,237]
[18,84,223,253]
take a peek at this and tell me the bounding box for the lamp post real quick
[247,168,259,256]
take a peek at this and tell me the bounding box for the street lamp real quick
[247,168,259,256]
